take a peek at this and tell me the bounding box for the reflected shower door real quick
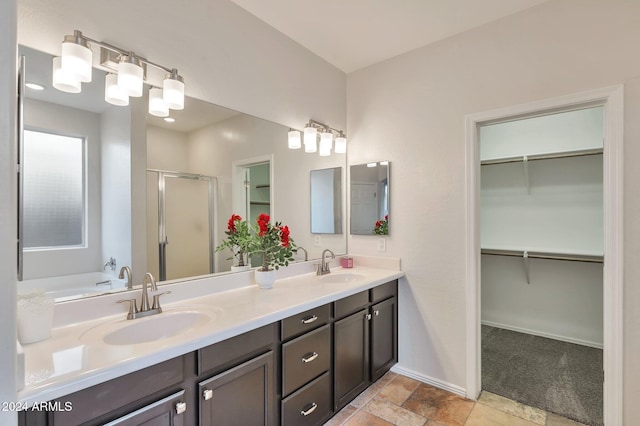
[147,170,215,282]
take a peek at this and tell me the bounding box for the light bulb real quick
[319,130,333,156]
[335,133,347,154]
[304,125,317,153]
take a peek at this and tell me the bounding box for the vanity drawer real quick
[281,371,332,426]
[334,290,368,320]
[198,323,277,375]
[281,304,331,341]
[371,280,398,303]
[282,324,330,396]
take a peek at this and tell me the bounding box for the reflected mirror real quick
[350,161,390,235]
[18,44,347,301]
[310,167,342,234]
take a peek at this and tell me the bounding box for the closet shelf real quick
[481,248,603,264]
[480,147,603,166]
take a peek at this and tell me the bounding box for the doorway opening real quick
[465,86,623,425]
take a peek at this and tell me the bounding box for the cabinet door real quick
[103,390,186,426]
[333,308,369,410]
[199,351,274,426]
[370,297,398,382]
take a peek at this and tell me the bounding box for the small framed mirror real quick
[350,161,390,235]
[310,167,343,234]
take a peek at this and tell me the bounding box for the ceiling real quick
[229,0,550,73]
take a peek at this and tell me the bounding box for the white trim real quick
[465,85,624,426]
[391,365,467,398]
[481,320,603,350]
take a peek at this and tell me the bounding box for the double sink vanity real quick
[18,258,403,425]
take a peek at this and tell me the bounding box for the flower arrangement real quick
[215,214,253,267]
[250,213,296,272]
[373,214,389,235]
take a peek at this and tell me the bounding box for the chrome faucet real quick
[317,249,335,276]
[117,272,170,320]
[118,266,132,289]
[296,246,308,261]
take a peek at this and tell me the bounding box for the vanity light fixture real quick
[55,30,186,116]
[288,129,301,149]
[291,119,347,156]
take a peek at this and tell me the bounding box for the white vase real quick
[230,265,251,272]
[254,269,275,289]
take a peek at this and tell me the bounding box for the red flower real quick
[280,225,290,247]
[385,214,389,221]
[375,220,382,227]
[257,213,270,236]
[227,214,242,233]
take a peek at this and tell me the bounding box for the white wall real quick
[346,0,640,420]
[21,98,102,279]
[0,1,17,423]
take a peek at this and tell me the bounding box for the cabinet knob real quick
[366,313,372,321]
[301,314,318,324]
[203,389,213,400]
[374,310,380,316]
[175,401,187,415]
[300,402,318,417]
[301,352,319,363]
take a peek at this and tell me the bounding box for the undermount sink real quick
[81,306,221,346]
[319,273,366,283]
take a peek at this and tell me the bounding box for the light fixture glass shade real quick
[52,56,81,93]
[304,125,317,153]
[334,133,347,154]
[104,73,129,106]
[288,129,301,149]
[61,34,92,83]
[319,130,333,156]
[148,87,169,117]
[163,70,185,110]
[117,56,144,97]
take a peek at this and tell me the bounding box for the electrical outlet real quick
[377,238,386,252]
[314,235,321,246]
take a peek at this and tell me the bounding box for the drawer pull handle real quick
[175,401,187,415]
[302,352,319,363]
[301,315,318,324]
[203,389,213,400]
[301,402,318,416]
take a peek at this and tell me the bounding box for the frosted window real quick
[23,130,85,249]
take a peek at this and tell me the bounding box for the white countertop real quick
[18,264,404,406]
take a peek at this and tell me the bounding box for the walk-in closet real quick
[480,107,604,426]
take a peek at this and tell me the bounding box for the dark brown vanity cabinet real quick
[280,304,333,426]
[334,280,398,410]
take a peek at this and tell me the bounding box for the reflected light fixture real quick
[288,129,301,149]
[25,82,45,91]
[148,87,169,117]
[164,117,175,123]
[291,119,346,156]
[104,73,129,106]
[54,29,185,115]
[52,56,81,93]
[319,129,333,156]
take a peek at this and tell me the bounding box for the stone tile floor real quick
[324,372,586,426]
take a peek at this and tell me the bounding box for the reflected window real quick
[23,130,85,249]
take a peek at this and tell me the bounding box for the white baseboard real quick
[391,365,469,399]
[481,320,603,349]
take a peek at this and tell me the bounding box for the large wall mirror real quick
[17,44,347,301]
[350,161,390,235]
